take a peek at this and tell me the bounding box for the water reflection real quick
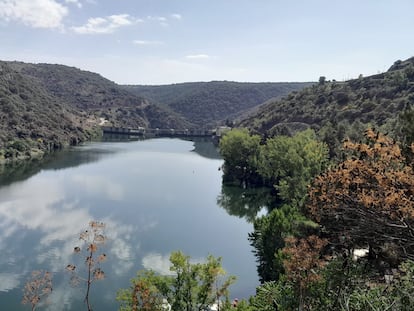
[0,273,20,292]
[191,138,221,159]
[217,185,273,222]
[142,253,174,275]
[0,145,117,187]
[72,174,125,201]
[0,174,135,293]
[103,134,222,160]
[0,138,258,310]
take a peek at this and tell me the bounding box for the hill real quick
[8,62,191,130]
[238,57,414,147]
[0,61,194,163]
[123,81,312,127]
[0,61,96,163]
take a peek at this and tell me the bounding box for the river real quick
[0,138,261,310]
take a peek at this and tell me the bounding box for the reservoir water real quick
[0,138,259,310]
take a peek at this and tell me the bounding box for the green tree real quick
[117,270,170,311]
[396,103,414,164]
[117,251,235,311]
[219,128,261,186]
[257,129,329,206]
[249,205,306,282]
[318,76,326,85]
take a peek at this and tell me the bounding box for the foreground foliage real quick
[66,221,107,311]
[22,270,53,311]
[117,251,236,311]
[308,129,414,263]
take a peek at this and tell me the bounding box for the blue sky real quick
[1,0,414,85]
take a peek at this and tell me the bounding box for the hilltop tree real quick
[307,129,414,264]
[318,76,326,85]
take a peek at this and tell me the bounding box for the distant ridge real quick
[123,81,313,127]
[238,57,414,137]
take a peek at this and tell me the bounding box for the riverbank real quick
[0,127,102,168]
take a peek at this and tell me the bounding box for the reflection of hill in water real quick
[0,137,220,187]
[102,133,144,142]
[102,134,221,160]
[190,138,221,160]
[0,147,115,187]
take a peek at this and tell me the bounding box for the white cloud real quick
[71,14,137,34]
[110,237,134,276]
[171,13,182,20]
[0,177,92,245]
[0,273,20,292]
[147,15,169,27]
[142,253,174,275]
[71,174,124,200]
[133,40,164,46]
[0,0,68,28]
[142,252,205,276]
[65,0,82,8]
[186,54,210,60]
[147,15,167,22]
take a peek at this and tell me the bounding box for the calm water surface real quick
[0,138,259,310]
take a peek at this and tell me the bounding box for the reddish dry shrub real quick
[307,129,414,260]
[22,270,53,311]
[282,235,327,290]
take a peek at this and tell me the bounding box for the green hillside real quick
[124,81,312,127]
[0,61,194,163]
[239,57,414,143]
[8,62,191,130]
[0,61,95,163]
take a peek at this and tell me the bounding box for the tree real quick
[219,128,262,186]
[318,76,326,85]
[395,103,414,164]
[307,129,414,264]
[257,129,329,206]
[281,235,327,311]
[250,281,291,311]
[117,270,169,311]
[169,251,236,311]
[117,251,235,311]
[248,205,307,282]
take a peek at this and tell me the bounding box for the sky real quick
[1,0,414,85]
